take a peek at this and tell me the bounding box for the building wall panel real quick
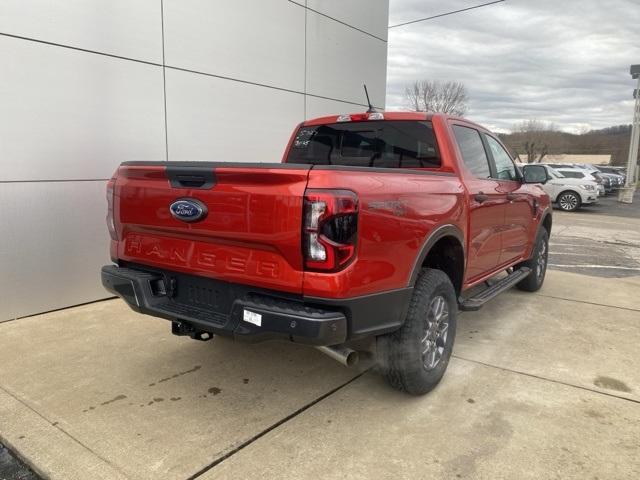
[305,10,387,107]
[0,181,111,321]
[163,0,305,92]
[165,69,303,162]
[0,36,166,182]
[0,0,163,63]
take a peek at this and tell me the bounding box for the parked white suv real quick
[520,164,599,211]
[554,167,606,197]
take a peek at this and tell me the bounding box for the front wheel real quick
[377,269,457,395]
[516,229,549,292]
[557,191,581,211]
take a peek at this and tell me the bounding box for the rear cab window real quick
[286,120,441,169]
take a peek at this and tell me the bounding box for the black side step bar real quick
[459,267,531,311]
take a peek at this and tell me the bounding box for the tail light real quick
[303,189,358,271]
[106,177,117,240]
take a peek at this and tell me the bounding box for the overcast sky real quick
[386,0,640,133]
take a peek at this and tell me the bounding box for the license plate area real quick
[125,263,246,327]
[171,272,238,319]
[178,280,231,312]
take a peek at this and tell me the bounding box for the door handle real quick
[474,193,489,203]
[506,193,517,201]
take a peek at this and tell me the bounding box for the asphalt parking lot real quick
[577,190,640,219]
[1,197,639,480]
[549,192,640,278]
[0,444,37,480]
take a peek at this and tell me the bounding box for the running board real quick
[459,267,531,311]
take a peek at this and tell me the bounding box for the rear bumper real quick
[101,264,411,345]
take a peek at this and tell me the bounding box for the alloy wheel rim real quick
[421,295,449,371]
[536,238,547,279]
[559,194,578,210]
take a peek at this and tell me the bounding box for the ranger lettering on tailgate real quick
[125,234,280,279]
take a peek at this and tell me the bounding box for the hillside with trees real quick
[499,123,632,165]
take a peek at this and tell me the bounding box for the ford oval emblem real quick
[169,198,207,223]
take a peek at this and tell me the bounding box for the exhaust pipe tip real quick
[344,350,359,367]
[316,345,360,367]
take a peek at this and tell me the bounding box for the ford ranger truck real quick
[101,112,552,395]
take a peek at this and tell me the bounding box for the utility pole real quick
[618,65,640,204]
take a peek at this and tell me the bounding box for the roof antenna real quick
[363,84,377,113]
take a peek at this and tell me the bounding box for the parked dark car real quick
[595,167,625,186]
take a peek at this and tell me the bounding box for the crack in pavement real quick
[453,355,640,405]
[186,369,371,480]
[0,384,128,478]
[548,263,640,270]
[533,292,640,312]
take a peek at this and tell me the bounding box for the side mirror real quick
[522,165,548,184]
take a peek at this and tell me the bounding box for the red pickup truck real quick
[102,111,551,395]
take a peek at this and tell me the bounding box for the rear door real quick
[451,125,505,282]
[483,134,532,265]
[114,162,310,294]
[544,167,567,201]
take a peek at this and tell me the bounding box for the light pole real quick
[618,64,640,203]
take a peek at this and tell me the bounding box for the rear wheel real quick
[516,229,549,292]
[377,269,457,395]
[557,191,581,211]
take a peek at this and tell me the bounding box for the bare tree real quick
[405,81,422,112]
[512,120,557,163]
[404,80,468,116]
[523,141,549,164]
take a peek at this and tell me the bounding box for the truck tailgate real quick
[113,162,311,294]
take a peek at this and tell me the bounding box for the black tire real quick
[516,229,549,292]
[557,191,581,212]
[377,269,457,395]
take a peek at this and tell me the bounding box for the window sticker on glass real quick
[293,128,314,148]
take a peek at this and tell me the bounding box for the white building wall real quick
[0,0,389,321]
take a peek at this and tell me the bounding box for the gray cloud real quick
[386,0,640,132]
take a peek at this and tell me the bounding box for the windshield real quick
[547,166,565,178]
[286,120,441,168]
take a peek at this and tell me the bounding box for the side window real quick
[452,125,491,178]
[559,171,583,179]
[486,136,517,181]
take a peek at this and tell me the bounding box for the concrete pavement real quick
[0,300,357,480]
[0,268,638,480]
[205,359,640,480]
